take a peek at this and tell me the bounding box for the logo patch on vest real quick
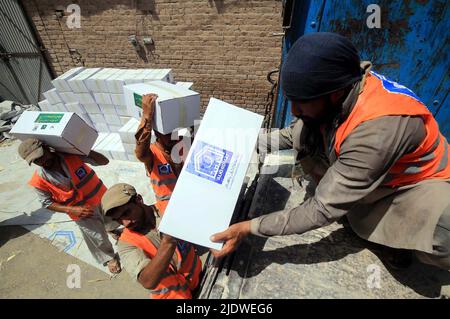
[371,71,423,103]
[186,141,234,185]
[157,163,172,175]
[75,166,87,180]
[177,240,189,258]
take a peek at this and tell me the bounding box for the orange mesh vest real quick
[28,154,107,220]
[148,143,177,215]
[334,72,450,187]
[119,228,202,299]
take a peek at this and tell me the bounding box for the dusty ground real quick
[0,225,148,299]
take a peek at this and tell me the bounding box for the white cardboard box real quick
[175,82,194,89]
[85,68,121,93]
[115,104,129,116]
[10,111,98,155]
[94,122,110,133]
[143,69,174,84]
[42,88,63,105]
[75,92,96,105]
[78,113,93,128]
[119,116,131,125]
[110,93,126,106]
[82,103,101,114]
[67,68,102,93]
[65,101,86,114]
[51,67,85,92]
[108,124,122,133]
[104,113,121,125]
[89,113,107,124]
[38,100,51,111]
[53,103,68,112]
[123,81,200,134]
[122,142,135,154]
[118,117,140,144]
[158,98,263,249]
[93,92,113,105]
[98,104,117,115]
[59,92,78,104]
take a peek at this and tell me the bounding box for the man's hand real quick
[142,94,158,122]
[210,220,251,258]
[69,206,94,219]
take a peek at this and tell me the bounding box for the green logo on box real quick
[35,113,64,123]
[133,93,142,109]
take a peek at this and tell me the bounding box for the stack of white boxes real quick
[37,67,177,162]
[118,118,156,162]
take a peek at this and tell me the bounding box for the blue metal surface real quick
[274,0,450,139]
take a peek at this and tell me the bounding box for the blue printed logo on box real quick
[186,141,233,185]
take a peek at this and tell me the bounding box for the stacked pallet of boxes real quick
[37,67,178,162]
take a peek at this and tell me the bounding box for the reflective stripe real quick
[403,137,448,175]
[76,180,104,205]
[150,282,189,295]
[436,139,449,172]
[155,194,171,201]
[62,189,79,205]
[75,170,95,189]
[416,135,440,162]
[403,165,422,175]
[150,178,177,186]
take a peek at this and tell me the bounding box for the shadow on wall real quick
[208,0,242,14]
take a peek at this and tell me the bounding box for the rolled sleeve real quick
[34,187,54,208]
[117,241,151,282]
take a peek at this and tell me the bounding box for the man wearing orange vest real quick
[18,138,121,273]
[101,183,202,299]
[210,32,450,270]
[134,94,191,216]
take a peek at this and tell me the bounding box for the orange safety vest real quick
[334,71,450,187]
[148,143,178,215]
[28,154,107,221]
[119,228,202,299]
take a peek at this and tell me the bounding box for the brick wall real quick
[22,0,283,115]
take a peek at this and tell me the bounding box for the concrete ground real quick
[0,225,148,298]
[201,151,450,299]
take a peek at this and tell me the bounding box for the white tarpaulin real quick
[158,98,263,249]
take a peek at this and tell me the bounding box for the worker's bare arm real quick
[135,94,158,167]
[47,203,94,218]
[137,233,177,289]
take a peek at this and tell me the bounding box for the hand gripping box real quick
[123,81,200,134]
[10,111,98,155]
[158,98,263,249]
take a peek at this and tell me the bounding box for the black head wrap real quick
[281,32,363,101]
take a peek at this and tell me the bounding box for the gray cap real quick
[101,183,137,217]
[18,138,44,165]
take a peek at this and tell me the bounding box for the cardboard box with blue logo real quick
[159,98,263,250]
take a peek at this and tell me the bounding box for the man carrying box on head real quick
[135,94,192,216]
[18,138,121,274]
[101,183,202,299]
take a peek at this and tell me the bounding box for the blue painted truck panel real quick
[275,0,450,139]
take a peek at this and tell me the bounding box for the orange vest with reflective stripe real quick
[28,154,107,220]
[334,72,450,187]
[148,143,177,215]
[119,228,202,299]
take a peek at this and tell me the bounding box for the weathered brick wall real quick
[23,0,283,114]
